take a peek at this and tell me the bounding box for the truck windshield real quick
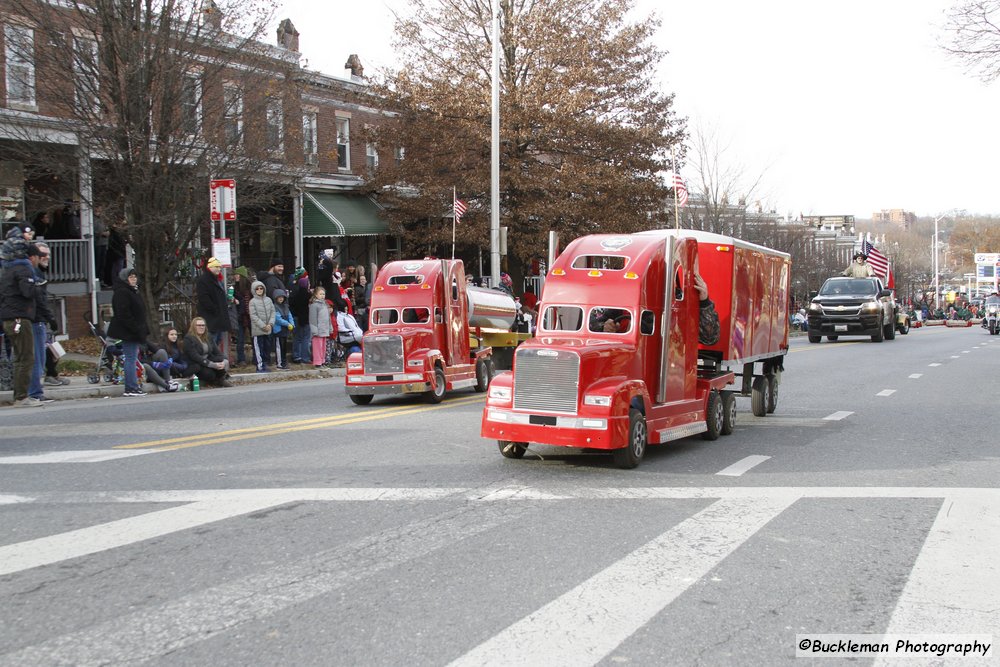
[819,280,877,296]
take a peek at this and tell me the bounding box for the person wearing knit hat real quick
[289,267,313,364]
[292,266,307,281]
[195,254,230,347]
[233,266,250,279]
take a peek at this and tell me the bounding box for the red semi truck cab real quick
[344,259,513,405]
[481,229,790,468]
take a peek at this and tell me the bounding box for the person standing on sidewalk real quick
[107,268,150,397]
[248,280,275,373]
[288,268,312,364]
[27,242,59,404]
[1,241,43,407]
[195,257,231,350]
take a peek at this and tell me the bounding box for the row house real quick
[0,5,397,338]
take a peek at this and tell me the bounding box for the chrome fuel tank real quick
[466,286,517,329]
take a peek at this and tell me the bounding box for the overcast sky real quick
[274,0,1000,219]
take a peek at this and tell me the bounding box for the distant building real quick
[872,209,915,230]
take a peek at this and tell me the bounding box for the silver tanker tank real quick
[466,285,518,330]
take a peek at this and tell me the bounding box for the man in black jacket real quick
[1,242,43,407]
[108,268,150,397]
[27,242,60,404]
[195,257,230,349]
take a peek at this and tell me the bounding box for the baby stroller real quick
[83,315,125,384]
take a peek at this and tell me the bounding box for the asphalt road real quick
[0,325,997,665]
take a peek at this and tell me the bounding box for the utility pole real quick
[489,0,501,288]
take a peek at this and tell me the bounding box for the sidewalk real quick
[2,353,345,405]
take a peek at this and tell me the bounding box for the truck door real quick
[441,260,468,366]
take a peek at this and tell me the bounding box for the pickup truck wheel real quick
[702,391,723,441]
[613,409,647,469]
[885,319,896,340]
[349,394,374,406]
[474,359,491,392]
[871,323,885,342]
[426,367,447,404]
[720,391,737,435]
[808,334,821,343]
[898,318,910,334]
[498,441,527,459]
[751,376,769,417]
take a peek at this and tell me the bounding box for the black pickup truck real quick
[806,277,898,343]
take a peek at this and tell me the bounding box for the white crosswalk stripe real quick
[1,486,997,665]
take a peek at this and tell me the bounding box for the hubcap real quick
[632,421,646,457]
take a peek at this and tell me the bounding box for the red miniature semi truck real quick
[481,229,790,468]
[344,258,520,405]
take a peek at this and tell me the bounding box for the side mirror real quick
[809,291,818,299]
[878,289,892,298]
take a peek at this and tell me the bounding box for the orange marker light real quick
[552,268,566,276]
[421,283,431,289]
[588,270,603,277]
[374,286,384,291]
[398,285,408,290]
[624,272,639,280]
[716,245,731,252]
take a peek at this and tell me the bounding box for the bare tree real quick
[941,0,1000,81]
[684,121,768,236]
[1,0,302,332]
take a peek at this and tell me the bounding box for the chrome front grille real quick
[363,335,404,374]
[820,302,864,317]
[513,348,579,413]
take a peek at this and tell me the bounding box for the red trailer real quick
[481,229,790,468]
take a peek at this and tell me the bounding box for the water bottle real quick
[191,375,200,392]
[227,286,235,301]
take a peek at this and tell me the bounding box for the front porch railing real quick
[42,239,89,282]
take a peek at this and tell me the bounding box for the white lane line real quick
[928,363,942,367]
[951,355,961,359]
[876,389,896,397]
[908,374,922,379]
[716,455,771,477]
[0,497,292,577]
[875,495,1000,654]
[0,450,157,464]
[448,494,799,667]
[0,502,528,667]
[961,351,970,354]
[823,411,853,421]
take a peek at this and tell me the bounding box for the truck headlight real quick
[583,395,611,407]
[862,301,880,311]
[808,302,822,312]
[488,386,511,400]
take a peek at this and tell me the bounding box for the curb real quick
[1,366,345,406]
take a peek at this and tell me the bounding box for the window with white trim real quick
[366,142,378,171]
[302,111,317,158]
[223,85,242,146]
[180,74,201,137]
[266,100,283,153]
[336,117,350,170]
[394,146,405,166]
[5,25,35,107]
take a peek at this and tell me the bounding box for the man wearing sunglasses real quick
[26,243,61,404]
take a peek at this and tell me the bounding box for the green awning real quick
[302,192,387,237]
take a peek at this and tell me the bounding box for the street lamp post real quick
[932,211,954,311]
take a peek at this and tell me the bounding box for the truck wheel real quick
[474,359,492,392]
[766,374,778,414]
[426,367,447,404]
[991,323,998,335]
[721,391,736,435]
[871,323,884,343]
[613,409,647,469]
[498,440,527,459]
[751,376,769,417]
[827,336,838,341]
[349,394,374,406]
[885,319,896,340]
[702,391,723,441]
[808,334,821,343]
[898,318,910,335]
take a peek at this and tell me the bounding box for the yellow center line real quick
[114,396,486,452]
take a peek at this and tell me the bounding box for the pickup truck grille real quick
[363,335,404,374]
[513,348,579,413]
[817,302,863,317]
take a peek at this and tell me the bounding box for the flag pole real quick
[451,186,457,261]
[671,146,680,231]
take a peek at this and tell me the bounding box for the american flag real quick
[862,239,889,279]
[453,197,468,224]
[671,172,688,207]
